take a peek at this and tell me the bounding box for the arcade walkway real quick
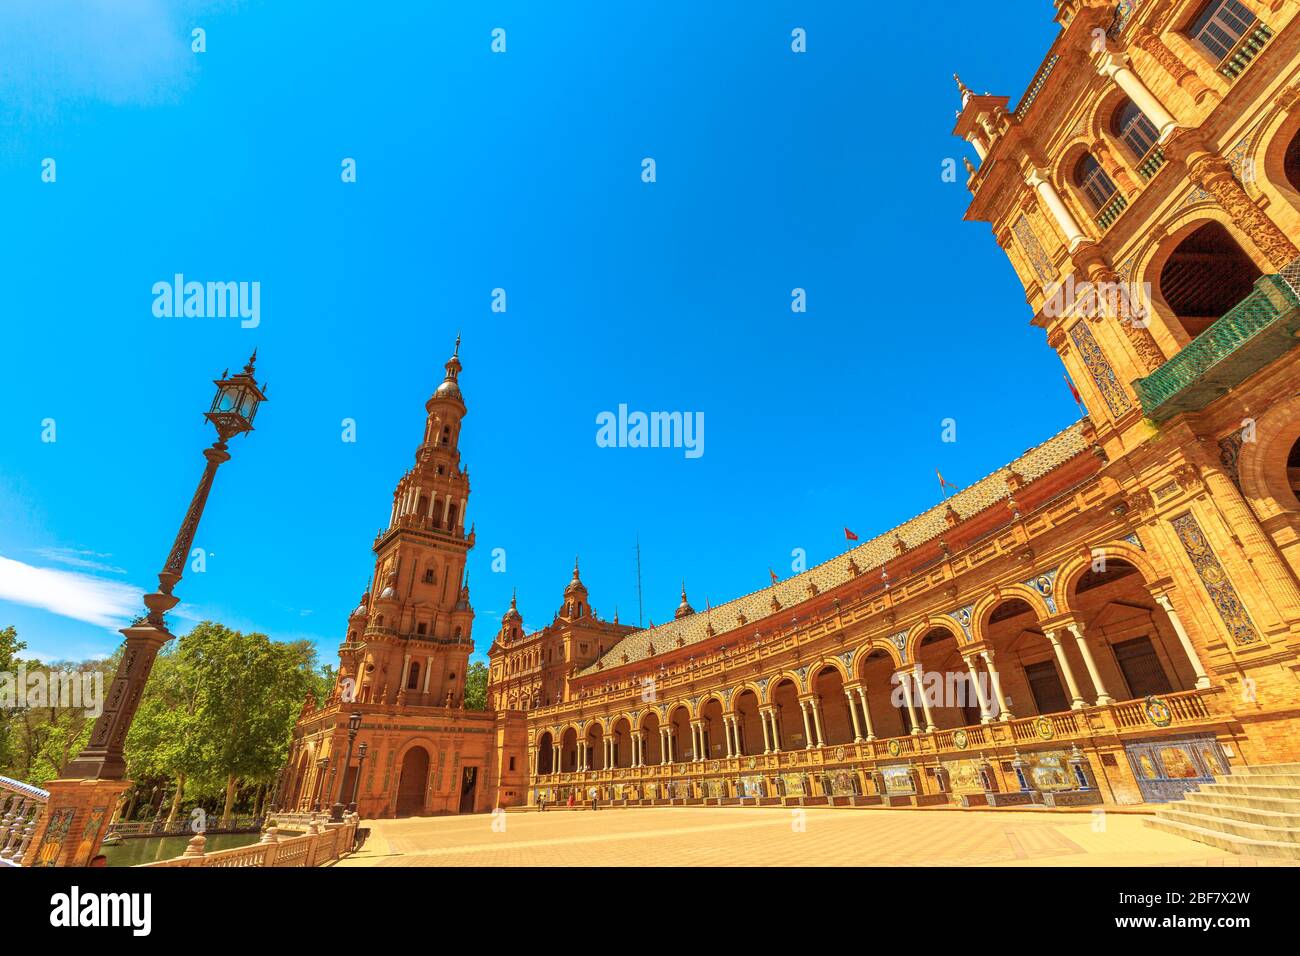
[333,807,1272,867]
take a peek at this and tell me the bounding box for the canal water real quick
[102,831,263,867]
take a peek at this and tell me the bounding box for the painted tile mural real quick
[1013,214,1055,284]
[1069,320,1133,418]
[1171,512,1260,645]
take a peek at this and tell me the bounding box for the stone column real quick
[1096,51,1178,139]
[553,744,560,773]
[896,669,922,734]
[913,663,938,733]
[810,698,826,747]
[760,710,773,753]
[1154,593,1213,689]
[855,686,876,740]
[964,656,993,723]
[769,708,783,752]
[845,688,865,742]
[1195,453,1300,620]
[980,650,1015,719]
[799,701,815,749]
[1026,167,1088,249]
[1068,622,1114,705]
[1045,629,1088,709]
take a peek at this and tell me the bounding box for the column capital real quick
[1094,49,1130,80]
[1024,166,1054,190]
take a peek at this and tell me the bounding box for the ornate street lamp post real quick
[22,355,267,867]
[349,741,368,815]
[332,713,362,822]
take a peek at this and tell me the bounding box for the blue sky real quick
[0,1,1071,665]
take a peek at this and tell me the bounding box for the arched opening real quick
[406,661,421,690]
[1112,99,1159,164]
[859,649,908,737]
[1074,153,1118,213]
[640,711,662,765]
[584,723,605,771]
[1159,221,1262,338]
[560,728,578,773]
[770,679,802,751]
[699,698,725,759]
[536,732,554,774]
[913,627,981,728]
[668,706,691,762]
[1288,437,1300,505]
[812,666,853,745]
[733,689,762,756]
[611,717,632,768]
[982,597,1067,719]
[1286,126,1300,196]
[395,746,430,816]
[1068,559,1200,701]
[289,753,309,809]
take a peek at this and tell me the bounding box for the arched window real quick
[1074,154,1117,211]
[1188,0,1256,62]
[1159,221,1262,338]
[1285,125,1300,196]
[423,567,435,584]
[407,661,421,690]
[1112,100,1159,161]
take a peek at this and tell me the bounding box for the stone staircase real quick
[1145,763,1300,861]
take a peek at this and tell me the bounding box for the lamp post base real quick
[21,778,131,867]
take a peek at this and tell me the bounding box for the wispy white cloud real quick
[32,547,127,575]
[0,0,236,116]
[0,553,142,629]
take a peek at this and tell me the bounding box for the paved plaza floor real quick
[332,806,1286,867]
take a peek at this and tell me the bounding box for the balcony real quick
[533,688,1226,789]
[1133,261,1300,422]
[1136,145,1165,182]
[1093,192,1128,230]
[1218,22,1273,81]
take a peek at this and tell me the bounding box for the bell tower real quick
[340,336,477,710]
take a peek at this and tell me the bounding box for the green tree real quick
[0,626,27,775]
[463,660,488,711]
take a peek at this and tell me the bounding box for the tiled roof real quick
[576,421,1091,677]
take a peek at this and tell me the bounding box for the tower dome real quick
[675,583,695,619]
[349,592,370,620]
[503,588,523,625]
[564,557,588,598]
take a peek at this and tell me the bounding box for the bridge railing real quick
[0,776,50,867]
[137,813,359,868]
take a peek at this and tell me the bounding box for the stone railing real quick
[1218,20,1273,80]
[0,776,49,867]
[532,688,1224,787]
[109,816,265,838]
[138,813,359,868]
[1133,261,1300,421]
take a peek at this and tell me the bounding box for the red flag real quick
[768,568,778,584]
[1064,374,1083,404]
[844,527,859,541]
[936,469,958,490]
